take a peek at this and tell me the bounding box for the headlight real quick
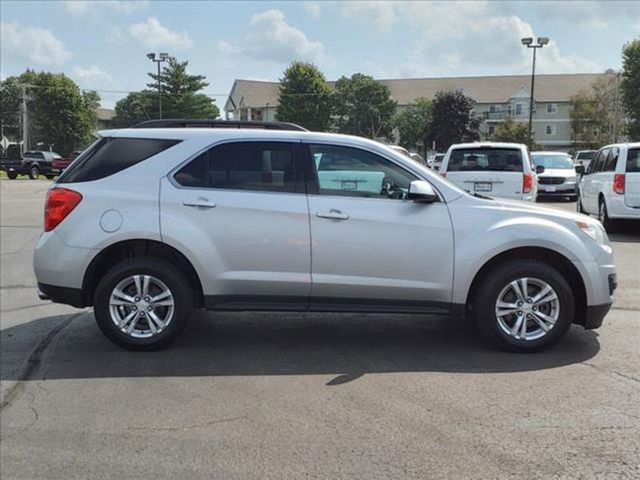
[576,220,612,253]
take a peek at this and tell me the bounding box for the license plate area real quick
[544,186,556,192]
[474,182,492,192]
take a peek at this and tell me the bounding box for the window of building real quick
[515,103,523,116]
[547,103,558,114]
[545,124,556,136]
[488,125,495,135]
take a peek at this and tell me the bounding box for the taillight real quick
[523,172,534,194]
[613,174,625,194]
[44,188,82,231]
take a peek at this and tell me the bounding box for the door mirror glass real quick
[408,180,437,203]
[535,165,545,174]
[575,164,585,175]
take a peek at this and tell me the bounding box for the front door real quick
[303,143,455,312]
[160,140,311,309]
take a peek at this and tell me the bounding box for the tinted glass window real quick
[589,149,608,174]
[174,152,208,188]
[576,151,596,160]
[603,148,619,172]
[58,137,180,183]
[209,142,296,192]
[447,148,523,172]
[310,144,415,200]
[627,148,640,173]
[25,151,45,160]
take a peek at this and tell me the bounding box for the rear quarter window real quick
[447,148,523,172]
[627,148,640,173]
[58,137,180,183]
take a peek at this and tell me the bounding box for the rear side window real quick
[173,142,298,193]
[447,148,523,172]
[627,148,640,173]
[58,137,180,183]
[603,147,619,172]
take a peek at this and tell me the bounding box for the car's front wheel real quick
[94,258,193,350]
[7,172,17,180]
[28,165,39,179]
[473,259,574,352]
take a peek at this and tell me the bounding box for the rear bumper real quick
[38,283,86,308]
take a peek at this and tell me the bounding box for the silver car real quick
[34,122,616,352]
[532,151,579,201]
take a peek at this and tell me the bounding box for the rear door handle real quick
[316,209,349,220]
[182,198,216,208]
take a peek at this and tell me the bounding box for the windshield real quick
[447,148,523,172]
[532,154,573,169]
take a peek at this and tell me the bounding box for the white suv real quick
[577,142,640,231]
[439,142,540,201]
[34,121,616,352]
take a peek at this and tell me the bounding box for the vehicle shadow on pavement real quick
[1,311,600,384]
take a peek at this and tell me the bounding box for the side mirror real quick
[408,180,437,203]
[575,165,585,175]
[535,165,545,174]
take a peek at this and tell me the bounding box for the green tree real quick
[570,73,625,148]
[393,97,432,157]
[1,70,100,156]
[428,90,480,150]
[276,61,332,131]
[621,37,640,140]
[333,73,396,139]
[0,76,22,141]
[490,118,539,149]
[113,57,219,127]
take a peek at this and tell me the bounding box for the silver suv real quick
[34,121,617,352]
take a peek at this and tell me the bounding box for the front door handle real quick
[182,198,216,208]
[316,209,349,220]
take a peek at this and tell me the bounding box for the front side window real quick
[604,147,619,172]
[447,148,523,172]
[309,144,416,200]
[590,148,609,174]
[174,142,298,193]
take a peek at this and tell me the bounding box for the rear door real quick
[444,147,525,200]
[304,143,454,311]
[160,140,312,309]
[624,146,640,207]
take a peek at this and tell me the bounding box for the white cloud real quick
[127,17,193,49]
[219,9,329,65]
[303,2,321,19]
[1,21,72,65]
[72,65,113,83]
[341,2,396,32]
[63,1,150,15]
[525,1,640,29]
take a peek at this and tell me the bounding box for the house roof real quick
[96,107,115,121]
[225,73,608,111]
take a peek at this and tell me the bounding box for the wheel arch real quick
[466,247,587,326]
[82,239,204,308]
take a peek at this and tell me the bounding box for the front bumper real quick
[537,183,577,195]
[584,302,612,330]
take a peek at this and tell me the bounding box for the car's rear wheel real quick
[7,172,17,180]
[28,165,39,179]
[45,174,55,180]
[598,198,618,232]
[94,258,193,350]
[473,259,574,352]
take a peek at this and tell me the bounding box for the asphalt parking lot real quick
[1,179,639,479]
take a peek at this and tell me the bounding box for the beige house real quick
[224,73,609,151]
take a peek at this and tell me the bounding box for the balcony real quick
[482,109,533,121]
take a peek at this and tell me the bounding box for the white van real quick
[440,142,539,201]
[577,142,640,230]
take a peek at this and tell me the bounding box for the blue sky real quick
[2,1,639,109]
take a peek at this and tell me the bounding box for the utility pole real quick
[21,84,29,153]
[147,53,169,119]
[521,37,549,146]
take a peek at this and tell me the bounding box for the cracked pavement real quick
[1,180,639,479]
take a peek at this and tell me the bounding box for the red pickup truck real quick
[52,150,82,173]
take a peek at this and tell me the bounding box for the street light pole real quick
[521,37,549,144]
[146,52,169,119]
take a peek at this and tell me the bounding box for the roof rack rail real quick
[131,119,308,131]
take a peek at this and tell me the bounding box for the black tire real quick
[598,198,618,232]
[45,174,55,180]
[577,194,586,213]
[7,172,17,180]
[94,258,193,350]
[473,259,574,352]
[28,165,39,179]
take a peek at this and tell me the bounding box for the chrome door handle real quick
[182,198,216,208]
[316,209,349,220]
